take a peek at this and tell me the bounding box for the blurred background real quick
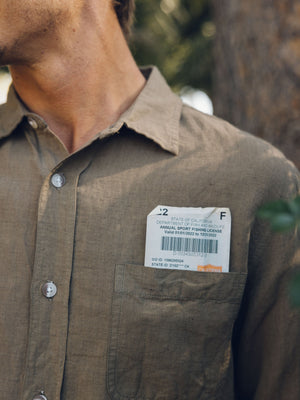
[1,0,299,168]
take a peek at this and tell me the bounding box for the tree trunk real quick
[212,0,300,170]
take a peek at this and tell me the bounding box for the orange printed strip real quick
[197,264,222,273]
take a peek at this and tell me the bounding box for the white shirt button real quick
[27,117,39,130]
[41,281,57,298]
[33,394,47,400]
[51,173,65,188]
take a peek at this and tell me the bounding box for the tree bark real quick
[212,0,300,170]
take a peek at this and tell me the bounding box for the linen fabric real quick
[0,67,299,400]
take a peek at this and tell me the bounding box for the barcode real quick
[161,236,218,254]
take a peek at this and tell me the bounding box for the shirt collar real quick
[0,66,182,155]
[0,85,27,139]
[120,67,182,155]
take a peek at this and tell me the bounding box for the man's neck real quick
[9,8,145,154]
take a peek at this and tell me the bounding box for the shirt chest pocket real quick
[107,264,247,400]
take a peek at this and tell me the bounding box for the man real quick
[0,1,299,399]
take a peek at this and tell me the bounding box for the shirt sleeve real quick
[233,165,300,400]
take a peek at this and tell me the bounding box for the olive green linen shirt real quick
[0,67,299,400]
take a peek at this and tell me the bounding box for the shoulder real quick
[178,103,300,201]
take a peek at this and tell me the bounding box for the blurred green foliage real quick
[258,196,300,307]
[131,0,214,95]
[257,196,300,232]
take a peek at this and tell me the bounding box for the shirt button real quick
[32,394,47,400]
[28,117,39,130]
[41,281,57,298]
[51,173,65,188]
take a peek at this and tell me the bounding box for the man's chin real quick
[0,46,9,67]
[0,43,28,67]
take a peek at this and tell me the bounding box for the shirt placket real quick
[21,152,92,400]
